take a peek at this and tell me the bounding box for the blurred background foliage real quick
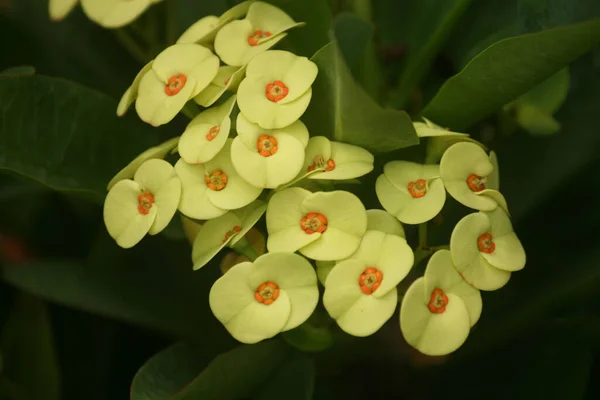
[1,0,600,398]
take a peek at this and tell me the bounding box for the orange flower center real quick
[408,179,427,198]
[467,174,486,192]
[206,125,220,141]
[257,134,278,157]
[477,233,495,254]
[300,212,328,234]
[265,80,289,102]
[222,225,242,244]
[248,30,272,46]
[307,155,335,172]
[137,192,154,215]
[254,281,280,305]
[204,169,228,191]
[359,267,383,295]
[165,74,187,96]
[427,288,449,314]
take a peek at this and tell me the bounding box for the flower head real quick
[178,95,236,164]
[135,44,219,126]
[192,200,267,270]
[117,61,154,117]
[266,188,367,261]
[107,137,179,190]
[323,230,414,336]
[209,252,319,343]
[49,0,78,21]
[440,142,503,211]
[400,250,482,356]
[231,113,309,189]
[376,161,446,225]
[103,159,181,248]
[194,65,246,107]
[237,50,318,129]
[177,1,254,45]
[81,0,163,28]
[175,139,263,220]
[299,136,374,180]
[214,1,303,67]
[450,208,526,291]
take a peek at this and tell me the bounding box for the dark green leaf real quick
[514,104,561,135]
[254,355,315,400]
[2,231,231,341]
[0,66,35,77]
[131,340,292,400]
[422,18,600,130]
[515,67,570,113]
[518,0,600,32]
[0,75,161,202]
[0,293,61,400]
[332,13,373,74]
[305,42,418,153]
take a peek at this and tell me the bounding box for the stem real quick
[418,222,428,249]
[231,237,258,262]
[114,29,150,64]
[166,0,178,45]
[392,0,472,109]
[352,0,372,21]
[181,102,200,119]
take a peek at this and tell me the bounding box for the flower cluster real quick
[101,2,526,355]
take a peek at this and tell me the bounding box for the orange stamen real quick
[358,267,383,295]
[247,30,272,46]
[300,212,328,234]
[427,288,449,314]
[408,179,427,198]
[254,281,280,305]
[164,74,187,96]
[477,233,495,254]
[265,80,289,102]
[257,134,278,157]
[205,170,228,191]
[206,125,220,141]
[307,156,335,172]
[467,174,486,192]
[137,192,154,215]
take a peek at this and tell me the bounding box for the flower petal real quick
[316,260,336,286]
[366,209,405,238]
[209,261,291,344]
[174,159,227,220]
[81,0,151,28]
[133,158,177,194]
[179,96,235,164]
[49,0,78,21]
[487,151,500,190]
[413,120,469,138]
[192,212,243,270]
[401,179,446,225]
[107,137,179,190]
[337,290,397,337]
[400,278,471,356]
[117,61,153,116]
[149,176,181,235]
[268,226,321,254]
[238,75,312,129]
[194,66,246,107]
[246,1,303,36]
[136,71,196,127]
[300,190,367,238]
[384,161,440,188]
[230,200,267,246]
[299,227,361,261]
[248,252,318,331]
[151,43,217,85]
[375,174,409,218]
[266,187,311,233]
[476,189,510,216]
[424,250,482,326]
[103,180,157,249]
[322,258,367,319]
[443,180,499,211]
[300,136,332,175]
[214,19,287,67]
[308,141,374,180]
[176,15,220,44]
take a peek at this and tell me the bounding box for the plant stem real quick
[352,0,372,21]
[418,222,428,249]
[114,29,149,64]
[166,0,177,45]
[181,102,200,119]
[231,237,258,262]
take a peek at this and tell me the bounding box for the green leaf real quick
[2,231,231,341]
[516,67,570,113]
[130,340,295,400]
[422,18,600,130]
[332,12,373,75]
[0,293,61,400]
[0,66,35,77]
[518,0,600,32]
[254,355,315,400]
[514,103,561,135]
[0,75,161,202]
[304,42,418,153]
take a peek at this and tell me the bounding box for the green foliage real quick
[305,42,418,152]
[423,18,600,130]
[0,75,161,202]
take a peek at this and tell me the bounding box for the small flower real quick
[81,0,163,28]
[414,118,483,164]
[209,252,319,344]
[266,188,367,261]
[178,95,236,164]
[400,249,482,356]
[299,136,374,180]
[175,139,263,220]
[193,65,246,107]
[192,200,267,270]
[135,44,219,126]
[440,142,503,211]
[413,117,469,138]
[117,61,153,117]
[323,230,414,336]
[103,159,181,248]
[177,1,254,45]
[450,208,526,291]
[49,0,78,21]
[376,161,446,225]
[230,113,308,189]
[214,1,304,67]
[316,209,405,285]
[237,50,318,129]
[107,137,179,190]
